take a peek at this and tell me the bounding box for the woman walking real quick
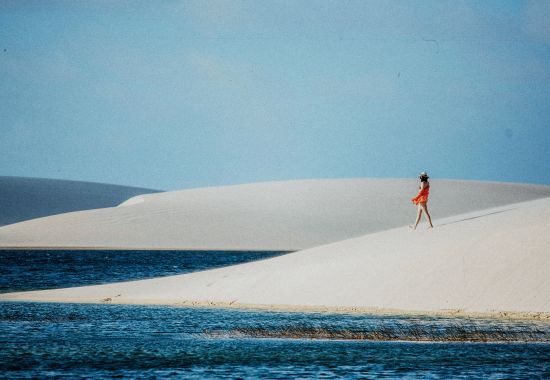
[410,171,433,229]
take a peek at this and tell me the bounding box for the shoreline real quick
[2,298,549,321]
[0,246,295,252]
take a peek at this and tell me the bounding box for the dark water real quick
[1,250,549,378]
[0,303,549,378]
[0,250,287,293]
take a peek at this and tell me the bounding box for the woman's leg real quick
[410,205,423,230]
[420,202,433,228]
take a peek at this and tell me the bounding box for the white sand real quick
[2,195,549,318]
[1,178,549,251]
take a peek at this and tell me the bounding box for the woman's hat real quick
[419,171,429,178]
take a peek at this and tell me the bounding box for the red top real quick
[411,184,430,204]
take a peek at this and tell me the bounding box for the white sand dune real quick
[1,179,549,251]
[0,176,160,227]
[2,195,549,318]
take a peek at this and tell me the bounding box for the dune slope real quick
[1,179,549,250]
[2,196,549,317]
[0,176,161,227]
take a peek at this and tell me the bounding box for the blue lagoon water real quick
[1,250,549,378]
[0,249,287,293]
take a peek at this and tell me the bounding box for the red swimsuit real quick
[411,184,430,205]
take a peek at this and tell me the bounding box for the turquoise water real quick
[1,250,549,378]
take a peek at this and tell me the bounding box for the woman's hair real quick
[420,175,429,182]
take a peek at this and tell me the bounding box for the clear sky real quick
[1,1,549,190]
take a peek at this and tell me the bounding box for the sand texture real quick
[1,179,549,251]
[2,194,549,318]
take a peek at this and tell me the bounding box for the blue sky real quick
[1,1,549,190]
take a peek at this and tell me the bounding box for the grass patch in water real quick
[204,323,549,342]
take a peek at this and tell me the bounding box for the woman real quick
[410,171,433,229]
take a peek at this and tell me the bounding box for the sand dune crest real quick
[1,179,549,250]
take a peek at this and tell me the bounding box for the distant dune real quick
[0,178,549,250]
[3,195,549,318]
[0,176,161,227]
